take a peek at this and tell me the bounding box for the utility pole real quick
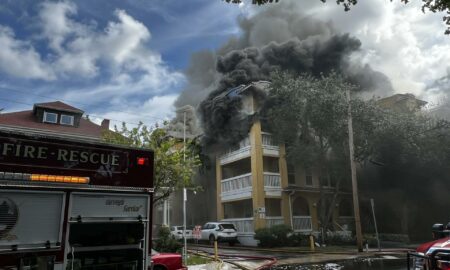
[183,111,188,264]
[346,89,363,252]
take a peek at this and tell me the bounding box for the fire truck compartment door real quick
[70,193,149,221]
[0,190,65,251]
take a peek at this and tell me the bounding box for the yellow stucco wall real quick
[216,156,224,220]
[250,120,266,229]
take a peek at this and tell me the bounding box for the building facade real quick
[213,82,353,245]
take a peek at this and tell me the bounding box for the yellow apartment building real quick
[214,81,353,245]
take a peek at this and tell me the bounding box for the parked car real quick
[151,249,187,270]
[170,225,193,240]
[200,222,238,246]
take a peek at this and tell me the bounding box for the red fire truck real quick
[408,224,450,270]
[0,129,154,270]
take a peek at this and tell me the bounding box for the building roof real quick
[212,81,270,103]
[0,108,106,141]
[33,101,84,114]
[378,93,427,112]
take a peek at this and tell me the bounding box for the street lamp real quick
[182,111,187,264]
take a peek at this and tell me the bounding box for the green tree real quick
[224,0,450,34]
[102,122,201,204]
[263,71,364,233]
[264,70,450,238]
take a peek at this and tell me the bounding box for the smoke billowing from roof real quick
[175,0,394,148]
[166,105,202,139]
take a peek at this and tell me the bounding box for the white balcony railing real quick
[261,133,279,156]
[293,216,313,232]
[221,173,252,192]
[264,172,281,188]
[221,173,252,201]
[219,137,251,164]
[262,132,276,146]
[264,172,282,197]
[266,216,284,228]
[222,218,254,233]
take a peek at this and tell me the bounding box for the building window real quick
[43,111,57,123]
[305,168,313,186]
[60,114,74,126]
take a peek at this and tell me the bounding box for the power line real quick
[0,86,168,122]
[0,97,161,127]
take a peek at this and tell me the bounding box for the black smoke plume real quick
[176,1,394,150]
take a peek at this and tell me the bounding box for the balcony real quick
[221,173,252,202]
[222,218,254,234]
[262,133,279,157]
[266,216,284,228]
[219,137,251,165]
[264,172,282,197]
[293,216,313,232]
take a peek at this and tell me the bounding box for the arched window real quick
[292,196,310,216]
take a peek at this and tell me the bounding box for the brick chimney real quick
[101,119,110,130]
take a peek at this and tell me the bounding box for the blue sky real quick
[0,0,245,127]
[0,0,449,127]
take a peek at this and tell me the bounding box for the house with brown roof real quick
[0,101,110,141]
[377,93,427,113]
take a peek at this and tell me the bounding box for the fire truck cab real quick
[408,224,450,270]
[0,129,154,270]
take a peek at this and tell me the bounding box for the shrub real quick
[270,224,292,246]
[254,224,293,247]
[254,228,276,248]
[379,233,410,243]
[326,231,355,245]
[154,226,181,252]
[287,233,306,246]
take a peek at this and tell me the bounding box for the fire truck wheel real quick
[154,265,166,270]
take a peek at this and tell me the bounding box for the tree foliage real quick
[264,71,380,166]
[263,71,364,231]
[102,122,201,204]
[154,226,181,252]
[264,70,450,238]
[224,0,450,34]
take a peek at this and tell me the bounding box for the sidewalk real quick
[187,246,409,270]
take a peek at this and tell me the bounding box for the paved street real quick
[188,244,408,269]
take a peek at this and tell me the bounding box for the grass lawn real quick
[187,254,213,265]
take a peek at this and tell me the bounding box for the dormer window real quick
[43,111,58,124]
[60,114,74,126]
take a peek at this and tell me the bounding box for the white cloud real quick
[0,26,55,80]
[312,0,450,102]
[0,1,185,128]
[38,1,78,52]
[0,2,183,96]
[92,94,179,128]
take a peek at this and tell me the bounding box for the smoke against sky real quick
[177,0,399,148]
[176,0,450,110]
[0,0,449,127]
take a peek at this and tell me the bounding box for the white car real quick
[200,222,238,246]
[170,226,193,240]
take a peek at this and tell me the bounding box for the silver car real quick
[170,225,193,240]
[200,222,238,246]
